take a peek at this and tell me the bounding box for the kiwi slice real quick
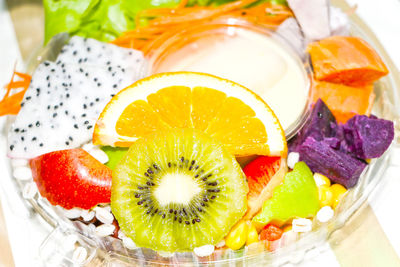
[111,128,248,252]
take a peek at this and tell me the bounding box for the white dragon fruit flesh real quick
[56,36,148,80]
[8,37,147,159]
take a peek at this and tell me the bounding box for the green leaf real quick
[43,0,181,44]
[44,0,92,44]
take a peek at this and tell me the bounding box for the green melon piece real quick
[253,162,319,225]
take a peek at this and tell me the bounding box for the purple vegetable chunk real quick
[289,99,337,152]
[299,137,367,188]
[289,98,394,188]
[322,137,341,149]
[343,115,394,159]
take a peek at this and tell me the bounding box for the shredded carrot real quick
[141,0,258,26]
[0,69,31,116]
[113,0,292,55]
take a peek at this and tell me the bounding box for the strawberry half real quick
[30,148,112,210]
[243,156,287,219]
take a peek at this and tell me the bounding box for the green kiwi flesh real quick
[101,146,128,170]
[111,128,248,252]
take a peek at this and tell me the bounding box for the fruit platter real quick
[1,0,399,266]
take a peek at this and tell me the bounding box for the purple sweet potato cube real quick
[289,99,337,152]
[343,115,394,159]
[322,137,341,149]
[298,137,367,188]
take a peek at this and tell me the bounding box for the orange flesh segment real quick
[114,86,269,155]
[308,36,389,86]
[312,80,375,123]
[191,86,227,131]
[116,100,170,137]
[147,86,193,128]
[205,97,269,155]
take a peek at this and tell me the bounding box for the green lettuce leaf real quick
[44,0,181,44]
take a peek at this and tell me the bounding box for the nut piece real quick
[316,206,334,223]
[72,246,88,263]
[292,218,312,233]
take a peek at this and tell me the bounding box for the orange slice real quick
[93,72,287,157]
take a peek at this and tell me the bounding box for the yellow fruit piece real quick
[246,223,259,246]
[318,185,333,207]
[93,72,287,157]
[225,220,249,250]
[251,220,265,233]
[330,184,347,209]
[313,173,331,187]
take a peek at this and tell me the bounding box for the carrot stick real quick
[145,0,258,26]
[0,70,31,116]
[113,1,291,52]
[0,90,27,116]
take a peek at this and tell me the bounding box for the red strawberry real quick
[30,148,112,210]
[243,156,287,219]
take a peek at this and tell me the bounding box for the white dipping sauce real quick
[154,28,309,131]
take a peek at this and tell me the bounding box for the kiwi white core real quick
[153,173,202,206]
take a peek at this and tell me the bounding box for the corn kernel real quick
[225,220,249,250]
[318,185,333,207]
[330,184,347,209]
[313,173,331,187]
[246,223,259,246]
[251,220,265,233]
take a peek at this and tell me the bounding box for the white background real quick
[0,0,399,266]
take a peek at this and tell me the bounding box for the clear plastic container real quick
[3,3,400,266]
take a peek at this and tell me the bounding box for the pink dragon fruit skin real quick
[343,115,394,159]
[298,137,367,188]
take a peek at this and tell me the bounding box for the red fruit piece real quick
[243,156,287,219]
[259,224,283,241]
[30,148,112,210]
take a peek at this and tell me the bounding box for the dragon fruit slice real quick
[8,60,137,159]
[56,36,147,80]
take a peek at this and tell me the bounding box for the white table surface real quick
[0,0,399,266]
